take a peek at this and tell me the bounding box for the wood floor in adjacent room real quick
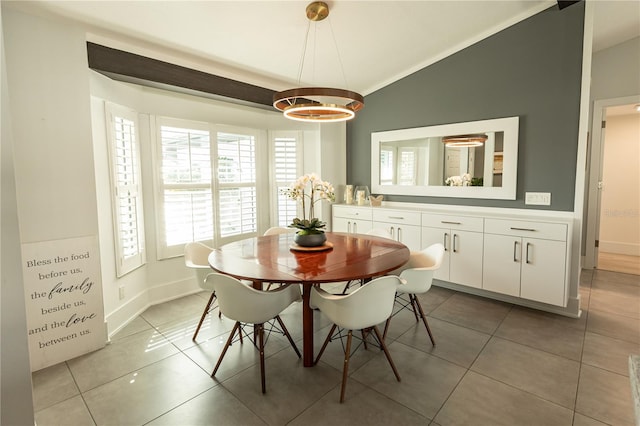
[598,252,640,276]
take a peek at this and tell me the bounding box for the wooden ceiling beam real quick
[86,42,275,108]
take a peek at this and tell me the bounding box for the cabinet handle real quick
[526,242,532,264]
[353,222,358,233]
[513,241,519,262]
[390,226,395,239]
[397,227,403,242]
[347,221,351,233]
[453,233,458,253]
[388,216,404,220]
[444,232,449,251]
[510,227,537,232]
[441,221,461,225]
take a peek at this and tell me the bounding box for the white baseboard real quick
[105,278,200,338]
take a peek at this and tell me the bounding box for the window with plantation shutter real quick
[216,131,258,237]
[155,118,213,258]
[105,103,146,276]
[271,132,302,227]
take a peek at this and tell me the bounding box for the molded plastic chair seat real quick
[184,241,220,341]
[263,226,296,236]
[383,243,445,344]
[263,227,295,289]
[209,273,301,393]
[310,275,404,402]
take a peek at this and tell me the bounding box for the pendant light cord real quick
[328,18,349,89]
[296,20,312,86]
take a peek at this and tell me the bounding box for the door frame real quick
[584,95,640,268]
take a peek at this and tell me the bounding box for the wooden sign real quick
[22,235,106,371]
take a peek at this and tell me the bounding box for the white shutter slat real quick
[159,123,213,251]
[273,136,300,227]
[107,106,146,276]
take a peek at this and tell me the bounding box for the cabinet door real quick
[396,224,422,251]
[483,234,521,296]
[350,219,372,235]
[374,222,421,251]
[520,238,566,306]
[449,231,483,288]
[332,216,372,234]
[421,226,450,281]
[332,216,350,233]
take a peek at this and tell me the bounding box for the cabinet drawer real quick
[421,213,484,232]
[372,209,421,226]
[332,206,373,221]
[485,219,567,241]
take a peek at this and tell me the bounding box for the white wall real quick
[591,37,640,101]
[1,6,35,424]
[598,113,640,256]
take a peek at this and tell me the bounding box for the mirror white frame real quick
[371,116,519,200]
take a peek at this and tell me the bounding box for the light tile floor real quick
[32,268,640,425]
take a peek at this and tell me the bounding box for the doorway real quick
[585,96,640,275]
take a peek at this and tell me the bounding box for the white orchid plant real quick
[281,173,335,235]
[445,173,472,187]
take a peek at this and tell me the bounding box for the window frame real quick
[151,118,269,259]
[212,125,267,245]
[104,102,146,276]
[152,116,214,259]
[269,131,304,228]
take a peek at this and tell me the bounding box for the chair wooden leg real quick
[258,324,266,393]
[276,315,301,358]
[314,324,337,365]
[412,295,435,346]
[409,295,420,322]
[372,325,401,382]
[339,331,353,403]
[193,292,217,341]
[382,317,391,341]
[361,329,369,350]
[212,321,240,377]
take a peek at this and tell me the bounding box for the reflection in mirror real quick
[371,117,518,200]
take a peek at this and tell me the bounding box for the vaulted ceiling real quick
[9,1,640,96]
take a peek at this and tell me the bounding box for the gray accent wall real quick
[347,3,584,211]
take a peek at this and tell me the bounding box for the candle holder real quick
[354,186,370,206]
[344,185,354,205]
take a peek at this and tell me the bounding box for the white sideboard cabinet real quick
[331,203,575,316]
[483,219,568,307]
[421,213,484,288]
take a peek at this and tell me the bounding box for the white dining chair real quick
[209,273,301,393]
[263,227,295,290]
[330,227,394,294]
[383,243,445,344]
[310,275,404,402]
[184,241,221,341]
[263,226,295,236]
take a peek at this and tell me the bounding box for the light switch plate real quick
[525,192,551,205]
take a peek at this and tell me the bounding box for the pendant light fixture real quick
[273,1,364,123]
[442,134,488,147]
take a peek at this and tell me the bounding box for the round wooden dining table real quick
[208,231,410,367]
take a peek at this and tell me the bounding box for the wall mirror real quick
[371,116,519,200]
